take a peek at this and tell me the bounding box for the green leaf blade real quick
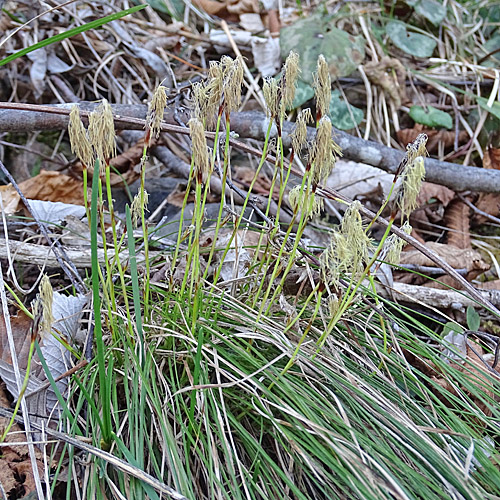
[0,4,147,67]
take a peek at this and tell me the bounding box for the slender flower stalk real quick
[87,100,122,327]
[138,86,169,319]
[181,118,213,308]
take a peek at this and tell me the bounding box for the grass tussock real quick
[4,50,500,500]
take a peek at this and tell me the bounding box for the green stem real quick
[90,159,112,448]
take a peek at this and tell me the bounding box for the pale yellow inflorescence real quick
[288,185,324,217]
[396,156,426,219]
[188,118,211,181]
[280,50,300,117]
[321,201,371,285]
[191,81,210,124]
[287,185,302,213]
[131,189,149,228]
[291,108,312,152]
[146,85,169,140]
[222,55,244,113]
[309,117,342,185]
[313,55,331,120]
[68,105,94,167]
[383,221,412,265]
[263,77,280,119]
[88,99,116,162]
[205,60,224,126]
[262,51,300,120]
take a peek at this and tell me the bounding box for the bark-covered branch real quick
[1,102,498,193]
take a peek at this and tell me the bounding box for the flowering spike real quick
[291,108,312,152]
[288,185,302,213]
[320,201,371,285]
[189,118,211,183]
[313,55,331,121]
[281,51,300,114]
[383,221,412,265]
[131,189,149,228]
[88,99,116,162]
[68,105,94,167]
[222,55,244,113]
[146,85,168,144]
[309,117,342,184]
[191,81,209,123]
[39,274,53,340]
[263,77,279,118]
[395,156,426,218]
[206,60,224,126]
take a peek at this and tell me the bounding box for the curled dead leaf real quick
[364,56,407,108]
[0,385,44,497]
[397,125,468,154]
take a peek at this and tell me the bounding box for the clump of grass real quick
[55,53,500,500]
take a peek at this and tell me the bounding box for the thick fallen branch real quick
[376,281,500,309]
[1,102,499,193]
[0,238,153,268]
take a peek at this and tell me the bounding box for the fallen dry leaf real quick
[444,199,471,250]
[0,384,44,498]
[474,192,500,223]
[483,146,500,170]
[19,170,85,205]
[0,184,21,214]
[0,171,87,214]
[399,242,484,272]
[193,0,258,20]
[0,292,86,442]
[364,57,407,108]
[0,312,33,369]
[400,240,490,290]
[397,125,468,154]
[416,182,455,208]
[476,280,500,290]
[412,182,456,237]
